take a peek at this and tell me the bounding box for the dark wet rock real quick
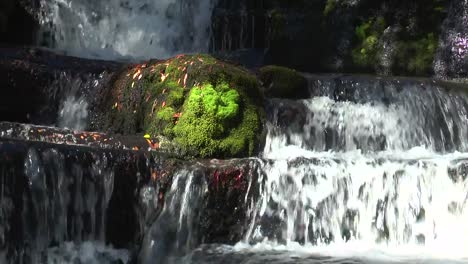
[0,1,38,45]
[416,234,425,245]
[448,161,468,183]
[210,0,461,78]
[0,121,170,154]
[258,65,308,99]
[0,46,122,125]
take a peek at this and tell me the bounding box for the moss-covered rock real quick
[102,54,264,158]
[258,65,308,99]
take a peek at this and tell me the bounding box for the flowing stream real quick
[1,76,467,263]
[133,75,468,263]
[4,1,468,263]
[38,0,216,60]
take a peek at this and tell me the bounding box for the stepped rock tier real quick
[0,0,468,263]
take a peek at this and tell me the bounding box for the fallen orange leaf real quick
[133,69,141,79]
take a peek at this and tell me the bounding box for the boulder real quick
[98,54,266,158]
[258,65,308,99]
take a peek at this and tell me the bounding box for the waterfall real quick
[238,75,468,260]
[53,72,110,131]
[139,169,209,263]
[0,137,162,263]
[37,0,217,60]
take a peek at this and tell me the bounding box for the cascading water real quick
[38,0,217,60]
[58,94,89,131]
[139,169,209,263]
[127,75,468,263]
[232,75,468,263]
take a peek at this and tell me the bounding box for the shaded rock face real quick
[211,0,328,72]
[211,0,460,78]
[434,0,468,78]
[0,47,121,126]
[0,1,38,45]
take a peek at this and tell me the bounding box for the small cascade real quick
[38,0,217,60]
[264,75,468,155]
[246,155,468,246]
[236,74,468,261]
[139,159,262,263]
[58,94,89,131]
[0,138,164,263]
[139,169,209,263]
[22,148,114,262]
[48,72,111,130]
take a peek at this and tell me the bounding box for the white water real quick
[140,169,209,263]
[58,95,88,130]
[238,83,468,262]
[38,0,216,60]
[47,241,129,264]
[55,73,108,131]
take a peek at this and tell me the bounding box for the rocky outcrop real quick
[0,47,121,125]
[0,48,270,159]
[211,0,457,78]
[97,54,265,159]
[0,125,262,263]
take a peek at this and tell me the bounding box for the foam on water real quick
[243,78,468,262]
[38,0,216,60]
[47,241,130,264]
[58,96,88,130]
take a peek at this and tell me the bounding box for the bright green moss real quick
[172,82,253,158]
[166,82,184,107]
[105,54,263,158]
[156,106,175,122]
[219,103,259,156]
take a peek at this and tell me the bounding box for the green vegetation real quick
[394,33,438,76]
[172,83,257,157]
[103,54,264,158]
[351,16,386,69]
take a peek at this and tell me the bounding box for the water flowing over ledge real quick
[38,0,217,60]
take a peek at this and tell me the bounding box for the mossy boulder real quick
[102,54,264,158]
[258,65,308,99]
